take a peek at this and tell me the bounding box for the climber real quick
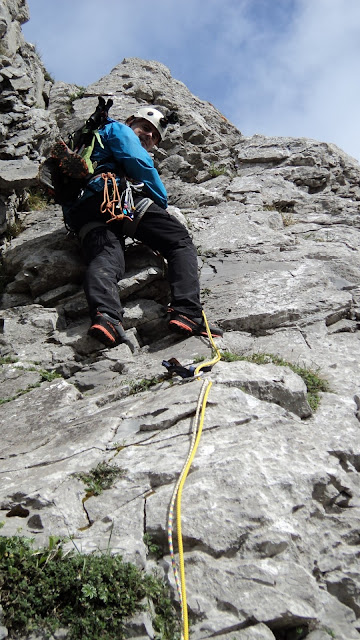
[60,106,223,348]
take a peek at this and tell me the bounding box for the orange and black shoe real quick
[88,312,128,348]
[50,140,89,179]
[168,310,223,338]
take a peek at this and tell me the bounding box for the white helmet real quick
[127,107,178,140]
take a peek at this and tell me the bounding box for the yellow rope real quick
[176,378,212,640]
[194,310,222,377]
[167,310,221,639]
[167,380,209,609]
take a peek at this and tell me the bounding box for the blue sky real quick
[22,0,360,162]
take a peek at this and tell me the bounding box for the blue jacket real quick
[92,119,168,209]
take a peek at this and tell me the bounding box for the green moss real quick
[0,536,180,639]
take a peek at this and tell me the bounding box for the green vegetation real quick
[280,211,294,227]
[208,163,226,177]
[37,369,62,383]
[109,441,126,453]
[5,220,23,240]
[219,351,330,411]
[0,536,180,639]
[67,87,86,112]
[76,462,125,496]
[44,71,55,83]
[0,362,62,405]
[25,187,49,211]
[129,375,164,395]
[0,356,18,365]
[143,533,163,560]
[218,350,244,363]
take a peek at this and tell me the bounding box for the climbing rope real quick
[167,310,222,640]
[167,378,210,608]
[194,310,222,376]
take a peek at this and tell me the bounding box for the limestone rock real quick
[0,9,360,640]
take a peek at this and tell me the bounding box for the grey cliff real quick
[0,1,360,639]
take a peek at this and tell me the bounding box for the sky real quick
[22,0,360,162]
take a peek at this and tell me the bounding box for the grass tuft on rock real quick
[76,462,125,496]
[219,350,330,411]
[0,536,180,639]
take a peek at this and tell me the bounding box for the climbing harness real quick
[166,311,222,640]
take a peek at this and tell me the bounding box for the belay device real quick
[162,357,213,379]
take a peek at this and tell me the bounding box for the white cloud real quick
[22,0,360,161]
[227,0,360,160]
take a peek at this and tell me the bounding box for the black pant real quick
[76,197,202,323]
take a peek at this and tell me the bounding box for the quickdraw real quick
[100,172,125,221]
[100,175,145,223]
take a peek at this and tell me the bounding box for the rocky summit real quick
[1,1,360,639]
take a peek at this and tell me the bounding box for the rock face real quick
[1,3,360,640]
[0,0,60,233]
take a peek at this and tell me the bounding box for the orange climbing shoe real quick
[168,311,223,338]
[88,312,127,348]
